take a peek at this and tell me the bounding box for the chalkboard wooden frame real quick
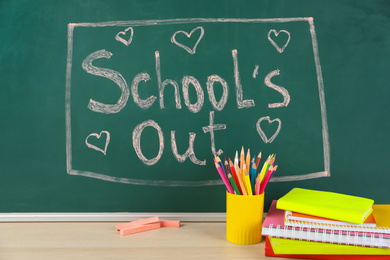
[0,213,225,222]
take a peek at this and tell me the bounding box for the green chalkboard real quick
[1,0,389,217]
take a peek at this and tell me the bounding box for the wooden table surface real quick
[0,222,292,260]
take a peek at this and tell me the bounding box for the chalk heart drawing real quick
[85,131,110,155]
[256,116,281,144]
[268,29,291,53]
[171,26,204,55]
[115,27,134,46]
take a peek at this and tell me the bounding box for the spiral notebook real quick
[285,206,390,234]
[262,201,390,248]
[284,210,390,233]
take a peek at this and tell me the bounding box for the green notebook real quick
[276,188,374,224]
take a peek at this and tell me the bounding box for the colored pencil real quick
[212,147,277,196]
[250,157,257,192]
[269,154,276,166]
[224,157,231,176]
[261,165,274,188]
[228,173,241,195]
[260,165,277,194]
[262,154,276,182]
[234,151,240,180]
[234,151,239,168]
[229,158,243,195]
[255,174,261,195]
[214,155,227,178]
[245,149,251,171]
[258,155,271,182]
[255,151,262,169]
[240,146,245,172]
[213,159,234,194]
[234,160,247,195]
[243,164,253,195]
[269,164,278,179]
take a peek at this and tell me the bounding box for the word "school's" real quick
[81,49,290,114]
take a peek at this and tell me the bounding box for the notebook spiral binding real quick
[286,219,390,234]
[268,224,389,248]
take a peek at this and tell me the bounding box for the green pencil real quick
[228,173,241,195]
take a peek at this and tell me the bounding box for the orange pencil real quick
[255,151,262,169]
[245,148,251,171]
[229,159,246,195]
[240,146,245,172]
[234,161,247,195]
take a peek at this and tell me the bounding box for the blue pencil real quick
[250,157,256,194]
[214,155,227,178]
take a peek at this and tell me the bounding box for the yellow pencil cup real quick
[226,191,264,245]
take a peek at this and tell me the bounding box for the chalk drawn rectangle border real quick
[65,18,330,186]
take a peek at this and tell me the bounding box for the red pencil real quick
[229,158,242,195]
[260,165,277,194]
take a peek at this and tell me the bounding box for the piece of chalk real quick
[120,222,161,236]
[159,220,180,228]
[116,216,159,231]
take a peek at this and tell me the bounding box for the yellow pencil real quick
[261,154,275,182]
[259,155,271,183]
[269,154,276,166]
[243,164,253,195]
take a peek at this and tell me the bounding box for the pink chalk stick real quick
[116,216,159,231]
[120,222,161,236]
[159,220,180,228]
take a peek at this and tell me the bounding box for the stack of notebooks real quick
[262,188,390,259]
